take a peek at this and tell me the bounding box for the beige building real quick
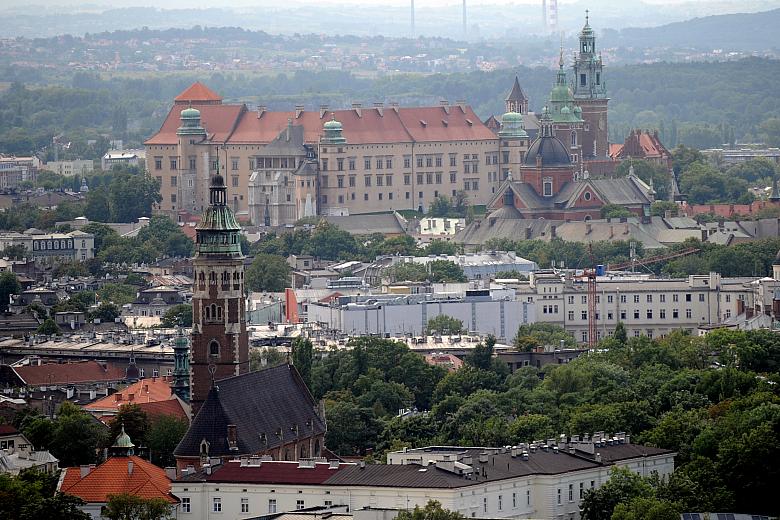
[145,83,530,225]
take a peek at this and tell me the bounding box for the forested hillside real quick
[2,58,780,156]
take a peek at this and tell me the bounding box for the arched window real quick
[209,340,220,357]
[216,306,223,320]
[209,272,217,285]
[205,305,211,319]
[314,439,321,457]
[571,131,577,147]
[300,445,306,458]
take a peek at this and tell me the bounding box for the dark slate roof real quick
[322,214,405,235]
[524,134,571,167]
[174,364,325,458]
[506,77,528,102]
[588,178,653,206]
[262,125,306,156]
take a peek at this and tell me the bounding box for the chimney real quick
[595,453,602,463]
[440,100,450,114]
[319,105,329,118]
[609,225,614,239]
[455,100,466,112]
[352,103,362,118]
[373,102,384,116]
[257,106,266,119]
[128,460,134,475]
[80,465,91,478]
[551,225,556,238]
[165,467,177,480]
[295,105,304,119]
[624,224,630,235]
[389,102,399,113]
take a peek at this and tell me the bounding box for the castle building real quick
[190,174,249,415]
[485,108,654,221]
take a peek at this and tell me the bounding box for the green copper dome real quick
[321,114,346,145]
[177,106,206,137]
[195,175,242,257]
[112,425,135,449]
[498,111,528,139]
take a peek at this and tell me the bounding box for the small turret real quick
[111,424,135,457]
[321,114,346,145]
[498,112,528,139]
[177,105,206,137]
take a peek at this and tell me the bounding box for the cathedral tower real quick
[171,329,190,403]
[572,11,609,159]
[190,174,248,415]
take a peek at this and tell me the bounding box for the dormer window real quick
[543,177,553,197]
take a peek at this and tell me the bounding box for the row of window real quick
[561,293,706,305]
[321,188,464,205]
[556,481,595,506]
[562,308,694,321]
[32,240,75,251]
[181,497,308,515]
[483,490,532,513]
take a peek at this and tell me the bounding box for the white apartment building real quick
[172,435,674,520]
[0,230,95,263]
[43,159,94,177]
[306,289,534,340]
[515,271,780,344]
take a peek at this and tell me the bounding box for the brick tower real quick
[572,11,609,159]
[190,174,248,415]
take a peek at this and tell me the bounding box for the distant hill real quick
[604,8,780,51]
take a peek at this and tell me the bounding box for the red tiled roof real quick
[0,424,19,436]
[136,399,188,423]
[144,104,246,145]
[198,460,348,485]
[174,82,222,103]
[609,143,623,159]
[61,456,176,503]
[615,130,671,161]
[13,361,126,386]
[84,378,173,413]
[146,85,495,146]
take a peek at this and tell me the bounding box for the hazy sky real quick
[5,0,767,6]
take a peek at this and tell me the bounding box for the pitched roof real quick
[181,460,347,484]
[0,424,19,436]
[12,361,126,386]
[84,377,174,414]
[613,130,671,161]
[136,398,189,423]
[174,364,325,458]
[174,82,222,104]
[60,455,176,503]
[144,104,246,145]
[506,76,528,102]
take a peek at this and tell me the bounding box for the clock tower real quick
[572,11,609,159]
[190,174,248,415]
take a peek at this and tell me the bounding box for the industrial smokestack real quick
[462,0,467,38]
[411,0,415,37]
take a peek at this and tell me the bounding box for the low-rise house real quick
[83,376,189,424]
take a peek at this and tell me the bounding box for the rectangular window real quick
[322,176,329,188]
[568,310,574,321]
[647,294,653,303]
[322,159,329,171]
[386,159,393,169]
[182,497,191,513]
[365,158,371,170]
[557,488,562,505]
[607,295,613,303]
[498,495,503,511]
[417,174,423,184]
[435,157,442,167]
[404,174,411,185]
[365,176,372,187]
[686,294,692,302]
[404,158,411,169]
[154,157,162,170]
[213,497,222,513]
[660,294,666,303]
[426,173,432,184]
[464,163,471,174]
[686,309,692,318]
[660,309,666,319]
[512,493,517,508]
[376,159,383,169]
[483,497,488,513]
[337,158,344,171]
[620,294,627,303]
[673,309,679,319]
[231,159,239,170]
[249,158,255,169]
[241,498,249,513]
[426,157,433,167]
[417,157,424,168]
[527,490,531,505]
[581,311,587,320]
[450,173,456,183]
[568,296,575,304]
[337,176,344,188]
[673,294,679,302]
[699,294,705,302]
[450,156,457,167]
[386,176,393,186]
[435,173,442,184]
[349,159,356,170]
[377,175,383,186]
[634,310,640,319]
[582,296,587,304]
[297,500,305,510]
[268,500,277,513]
[634,294,640,303]
[170,176,177,187]
[170,158,178,170]
[232,176,239,187]
[569,484,574,502]
[349,176,356,188]
[580,482,584,499]
[647,310,653,319]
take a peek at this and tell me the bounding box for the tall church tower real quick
[190,174,248,415]
[572,11,609,159]
[171,329,190,403]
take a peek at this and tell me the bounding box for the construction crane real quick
[574,244,599,348]
[608,247,701,272]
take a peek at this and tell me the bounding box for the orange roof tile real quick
[144,104,246,145]
[60,456,176,503]
[136,399,188,423]
[609,143,623,159]
[174,81,222,103]
[84,378,173,414]
[13,361,126,386]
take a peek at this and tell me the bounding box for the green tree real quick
[611,497,681,520]
[650,201,679,217]
[581,467,654,520]
[249,348,287,371]
[600,204,634,219]
[98,284,137,306]
[37,318,60,335]
[425,315,465,336]
[324,399,382,455]
[103,493,173,520]
[245,253,291,292]
[513,323,576,351]
[615,160,671,201]
[107,404,149,448]
[0,271,21,312]
[89,302,120,322]
[292,337,314,390]
[160,304,192,327]
[395,501,465,520]
[464,335,496,371]
[108,173,162,223]
[147,416,188,468]
[0,472,91,520]
[614,322,628,345]
[428,195,454,217]
[759,117,780,147]
[726,157,777,183]
[50,402,106,466]
[1,244,28,260]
